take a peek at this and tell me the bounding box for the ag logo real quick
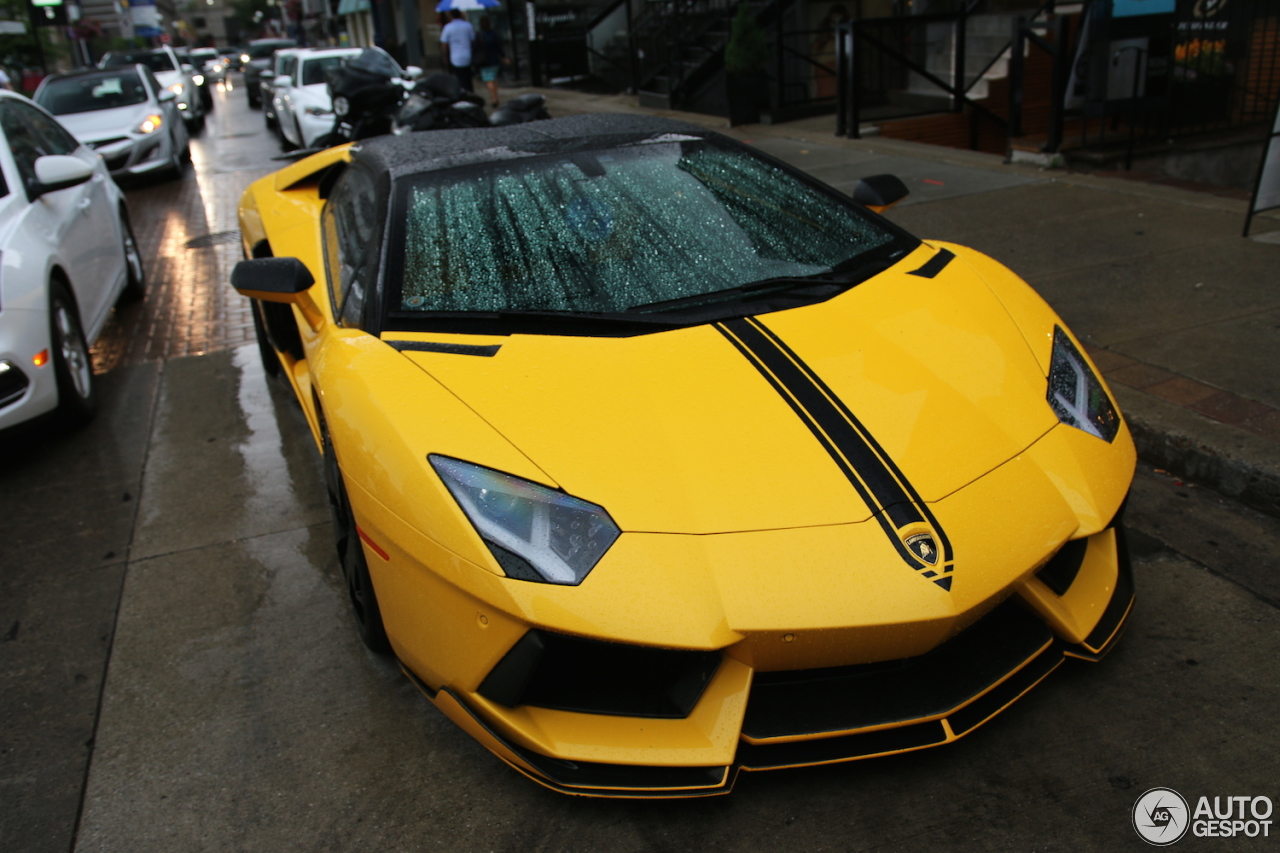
[1133,787,1190,846]
[905,533,939,565]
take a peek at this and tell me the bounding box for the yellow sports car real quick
[233,115,1135,798]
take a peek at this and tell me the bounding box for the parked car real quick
[189,47,225,83]
[232,115,1136,798]
[261,47,299,130]
[98,46,204,128]
[34,65,190,181]
[0,91,145,432]
[243,38,296,109]
[271,47,363,149]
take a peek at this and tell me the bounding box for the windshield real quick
[102,51,175,73]
[250,41,295,59]
[389,138,907,324]
[302,55,354,86]
[38,71,149,114]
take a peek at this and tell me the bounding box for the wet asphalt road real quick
[2,79,1279,853]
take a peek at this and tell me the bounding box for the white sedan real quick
[0,92,145,431]
[34,65,190,180]
[272,47,365,150]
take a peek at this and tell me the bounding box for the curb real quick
[1116,385,1280,519]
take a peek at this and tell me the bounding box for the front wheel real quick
[117,214,146,304]
[322,414,390,655]
[49,281,96,424]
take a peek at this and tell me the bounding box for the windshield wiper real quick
[627,259,896,315]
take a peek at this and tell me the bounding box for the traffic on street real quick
[3,68,1279,853]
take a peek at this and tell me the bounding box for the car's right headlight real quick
[429,455,620,586]
[134,113,163,134]
[168,83,184,95]
[1046,326,1120,442]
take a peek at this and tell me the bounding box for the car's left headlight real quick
[1047,326,1120,442]
[192,74,205,86]
[169,83,184,95]
[304,105,333,116]
[430,455,620,586]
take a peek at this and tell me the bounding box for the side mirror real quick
[273,74,291,88]
[403,65,423,81]
[853,174,909,213]
[232,257,324,331]
[181,63,195,72]
[30,155,94,199]
[231,257,314,301]
[158,88,177,102]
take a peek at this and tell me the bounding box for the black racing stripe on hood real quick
[716,317,954,588]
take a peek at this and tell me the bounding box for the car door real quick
[0,100,122,337]
[277,56,301,144]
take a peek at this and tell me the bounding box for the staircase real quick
[877,7,1075,155]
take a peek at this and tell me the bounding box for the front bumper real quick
[87,134,170,177]
[404,519,1134,798]
[0,307,59,431]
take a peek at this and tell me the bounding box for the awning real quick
[336,0,369,15]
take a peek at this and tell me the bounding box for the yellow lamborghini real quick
[233,115,1135,798]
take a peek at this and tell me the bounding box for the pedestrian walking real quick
[474,16,509,108]
[440,9,476,93]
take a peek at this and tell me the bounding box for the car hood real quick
[55,104,153,140]
[399,244,1059,534]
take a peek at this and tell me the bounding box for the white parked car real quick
[33,65,190,180]
[98,46,205,128]
[0,92,145,431]
[272,47,361,148]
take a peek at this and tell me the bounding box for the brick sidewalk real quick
[90,138,273,371]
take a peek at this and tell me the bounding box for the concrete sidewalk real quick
[529,87,1280,517]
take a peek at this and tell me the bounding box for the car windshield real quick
[390,137,905,323]
[250,41,294,59]
[191,50,218,63]
[302,55,353,86]
[38,71,149,114]
[102,51,175,73]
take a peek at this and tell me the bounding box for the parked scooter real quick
[394,72,550,134]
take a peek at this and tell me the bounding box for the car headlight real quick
[169,83,184,95]
[240,53,250,64]
[134,113,163,134]
[304,105,333,116]
[332,95,349,117]
[1047,326,1120,442]
[192,74,205,86]
[429,455,620,585]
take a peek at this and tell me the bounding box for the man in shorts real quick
[440,10,476,92]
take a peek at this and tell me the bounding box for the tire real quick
[165,131,185,179]
[321,412,391,655]
[49,280,96,424]
[250,300,281,378]
[117,214,146,304]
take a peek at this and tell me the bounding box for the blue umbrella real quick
[435,0,498,10]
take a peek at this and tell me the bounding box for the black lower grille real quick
[742,599,1053,740]
[479,629,721,719]
[0,362,30,408]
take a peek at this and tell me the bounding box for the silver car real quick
[34,65,190,180]
[98,46,205,128]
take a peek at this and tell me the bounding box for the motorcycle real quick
[393,72,550,134]
[312,48,415,147]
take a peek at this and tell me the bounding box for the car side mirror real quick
[231,257,323,330]
[29,155,94,200]
[158,89,177,102]
[403,65,423,81]
[273,74,291,88]
[853,174,909,213]
[181,63,195,72]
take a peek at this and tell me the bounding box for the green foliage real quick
[230,0,273,37]
[724,3,767,77]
